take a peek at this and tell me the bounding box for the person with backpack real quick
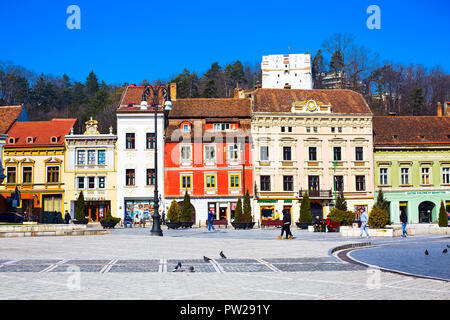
[207,210,216,231]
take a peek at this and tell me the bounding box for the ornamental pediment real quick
[291,99,331,113]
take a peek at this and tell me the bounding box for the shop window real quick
[261,206,274,220]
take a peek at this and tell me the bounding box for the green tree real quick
[167,200,181,223]
[438,200,448,227]
[368,207,390,228]
[243,189,252,222]
[75,191,86,221]
[373,189,390,212]
[335,191,347,211]
[181,191,192,222]
[234,197,243,222]
[86,71,99,96]
[312,49,326,89]
[299,192,312,223]
[408,87,425,116]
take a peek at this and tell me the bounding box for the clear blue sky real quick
[1,0,448,85]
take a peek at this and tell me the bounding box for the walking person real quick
[207,210,216,231]
[359,208,370,238]
[400,210,408,237]
[64,210,72,224]
[278,210,293,240]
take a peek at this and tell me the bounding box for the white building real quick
[116,85,169,221]
[261,54,312,90]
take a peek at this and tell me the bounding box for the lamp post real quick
[141,84,172,236]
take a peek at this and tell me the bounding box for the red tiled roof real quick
[5,119,77,148]
[117,85,168,112]
[373,116,450,146]
[169,98,252,119]
[0,105,24,134]
[251,88,372,114]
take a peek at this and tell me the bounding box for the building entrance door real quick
[418,201,435,223]
[219,207,227,220]
[311,202,323,220]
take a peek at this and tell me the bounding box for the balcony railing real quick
[298,189,332,199]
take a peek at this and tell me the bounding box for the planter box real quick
[73,220,89,225]
[180,222,194,229]
[100,220,119,229]
[296,222,312,229]
[231,222,255,230]
[166,222,182,229]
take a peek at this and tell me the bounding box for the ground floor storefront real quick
[0,190,64,221]
[376,190,450,224]
[165,197,248,225]
[69,200,112,222]
[255,198,374,222]
[123,198,155,222]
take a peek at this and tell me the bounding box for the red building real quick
[164,89,253,225]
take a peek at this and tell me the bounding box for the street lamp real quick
[141,84,172,236]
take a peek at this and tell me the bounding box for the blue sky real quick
[1,0,448,85]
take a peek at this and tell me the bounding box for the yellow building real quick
[64,118,118,221]
[0,119,77,220]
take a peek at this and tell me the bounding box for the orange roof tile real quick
[0,105,24,134]
[5,118,77,148]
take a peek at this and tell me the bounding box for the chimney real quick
[233,88,245,99]
[388,112,397,116]
[445,102,450,116]
[437,102,442,117]
[170,83,177,101]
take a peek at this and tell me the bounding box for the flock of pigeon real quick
[424,245,449,256]
[172,251,227,272]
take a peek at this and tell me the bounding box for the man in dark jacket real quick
[278,211,293,240]
[400,211,408,237]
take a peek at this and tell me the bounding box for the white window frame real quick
[379,168,388,185]
[421,167,431,185]
[400,168,409,185]
[442,167,450,184]
[180,145,192,161]
[204,145,216,161]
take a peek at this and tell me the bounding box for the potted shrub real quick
[166,200,182,229]
[100,207,120,229]
[180,191,194,228]
[296,192,312,229]
[73,191,88,224]
[328,208,355,231]
[232,196,253,229]
[438,200,448,227]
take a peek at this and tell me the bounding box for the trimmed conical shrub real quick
[243,189,252,222]
[299,192,312,223]
[335,191,347,211]
[438,200,448,227]
[75,191,86,221]
[181,191,192,222]
[234,197,243,222]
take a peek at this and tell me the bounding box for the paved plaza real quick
[0,226,448,300]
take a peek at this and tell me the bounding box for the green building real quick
[373,114,450,224]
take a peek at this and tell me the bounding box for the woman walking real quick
[278,210,293,240]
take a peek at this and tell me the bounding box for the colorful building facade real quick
[64,118,118,221]
[0,119,76,219]
[373,114,450,224]
[250,88,374,222]
[164,89,253,224]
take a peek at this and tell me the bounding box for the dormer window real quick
[51,136,58,143]
[183,124,190,132]
[213,123,231,131]
[27,137,33,144]
[8,137,15,144]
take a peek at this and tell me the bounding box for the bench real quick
[261,220,284,228]
[206,219,228,228]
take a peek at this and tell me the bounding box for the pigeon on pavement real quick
[220,251,227,259]
[425,250,429,256]
[443,248,448,254]
[172,262,182,272]
[203,256,211,262]
[189,266,195,272]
